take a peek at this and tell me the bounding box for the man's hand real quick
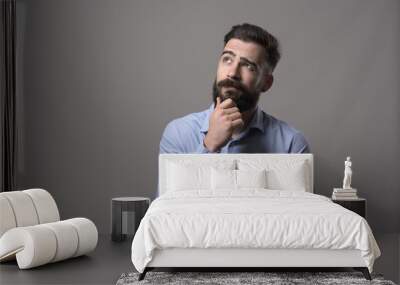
[203,97,244,152]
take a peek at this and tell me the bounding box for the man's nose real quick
[227,61,241,81]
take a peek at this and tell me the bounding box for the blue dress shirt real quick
[159,104,310,154]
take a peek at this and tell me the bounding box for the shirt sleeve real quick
[159,121,213,154]
[194,140,213,153]
[159,121,183,154]
[289,132,311,153]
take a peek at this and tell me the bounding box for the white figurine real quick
[342,156,352,189]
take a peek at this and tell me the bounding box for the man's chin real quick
[219,97,253,112]
[220,91,242,102]
[237,104,253,113]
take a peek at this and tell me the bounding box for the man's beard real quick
[212,79,259,112]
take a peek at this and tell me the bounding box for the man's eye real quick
[245,63,256,72]
[222,56,233,63]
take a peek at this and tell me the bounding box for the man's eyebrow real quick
[221,50,236,57]
[240,57,258,69]
[221,50,258,69]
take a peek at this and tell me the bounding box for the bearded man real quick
[159,23,310,154]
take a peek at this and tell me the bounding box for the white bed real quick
[131,154,380,280]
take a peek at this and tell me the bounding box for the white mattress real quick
[131,189,381,273]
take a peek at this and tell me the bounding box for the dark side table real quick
[332,198,366,218]
[111,197,150,242]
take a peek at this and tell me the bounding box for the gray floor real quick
[1,233,399,285]
[0,235,134,285]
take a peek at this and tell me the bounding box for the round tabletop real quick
[112,197,150,202]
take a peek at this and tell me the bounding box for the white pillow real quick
[237,159,310,191]
[211,168,236,190]
[266,163,308,191]
[211,168,267,190]
[167,160,235,191]
[237,169,267,189]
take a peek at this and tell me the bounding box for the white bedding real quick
[131,189,380,273]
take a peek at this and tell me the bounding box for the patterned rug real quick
[116,271,397,285]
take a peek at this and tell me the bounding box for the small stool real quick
[111,197,150,242]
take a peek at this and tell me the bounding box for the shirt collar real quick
[200,103,264,134]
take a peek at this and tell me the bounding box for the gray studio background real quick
[15,0,399,234]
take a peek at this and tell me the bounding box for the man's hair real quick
[224,23,281,73]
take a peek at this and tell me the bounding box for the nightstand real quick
[111,197,150,242]
[332,198,366,218]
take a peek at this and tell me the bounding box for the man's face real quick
[213,38,270,112]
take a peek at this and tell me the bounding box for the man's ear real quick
[261,74,273,92]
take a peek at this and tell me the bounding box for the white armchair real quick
[0,189,98,269]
